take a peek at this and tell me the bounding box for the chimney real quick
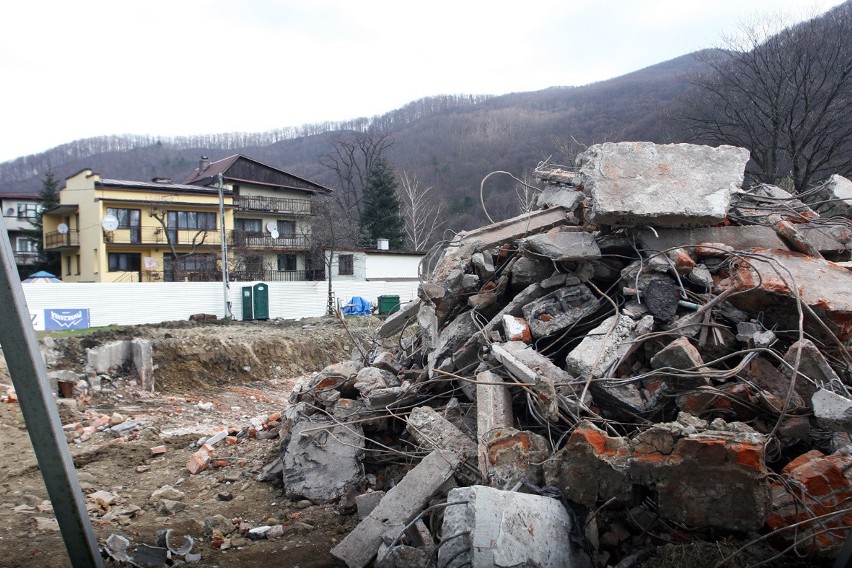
[199,156,210,173]
[377,238,389,250]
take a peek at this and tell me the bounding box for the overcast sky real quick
[0,0,844,163]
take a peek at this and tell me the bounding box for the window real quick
[75,255,81,275]
[338,254,354,276]
[107,208,140,229]
[277,254,297,271]
[108,253,141,272]
[235,218,262,233]
[277,220,296,235]
[167,210,216,230]
[65,256,71,276]
[17,203,41,220]
[15,237,38,253]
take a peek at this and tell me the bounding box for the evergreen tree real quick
[359,158,405,249]
[30,170,61,274]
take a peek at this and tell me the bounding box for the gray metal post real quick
[0,216,103,566]
[218,173,231,319]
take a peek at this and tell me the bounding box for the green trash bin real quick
[253,283,269,320]
[377,295,401,315]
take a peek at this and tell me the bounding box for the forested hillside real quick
[0,51,702,231]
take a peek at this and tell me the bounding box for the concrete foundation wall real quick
[22,280,419,327]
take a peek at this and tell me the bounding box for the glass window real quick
[16,237,38,252]
[338,254,354,276]
[167,210,216,230]
[108,253,141,272]
[17,203,41,220]
[107,208,140,228]
[277,220,296,235]
[277,254,297,271]
[235,218,262,232]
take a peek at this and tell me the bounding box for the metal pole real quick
[218,173,231,319]
[0,216,103,566]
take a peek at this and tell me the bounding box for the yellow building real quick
[42,155,331,283]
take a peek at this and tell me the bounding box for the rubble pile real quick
[276,142,852,567]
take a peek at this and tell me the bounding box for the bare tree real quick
[148,204,214,280]
[319,128,393,245]
[677,4,852,192]
[398,172,444,251]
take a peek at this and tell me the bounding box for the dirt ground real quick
[0,315,383,568]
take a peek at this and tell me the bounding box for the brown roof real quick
[182,155,240,185]
[182,154,332,194]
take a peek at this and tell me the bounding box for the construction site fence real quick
[21,280,420,327]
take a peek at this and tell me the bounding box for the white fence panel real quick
[20,279,421,327]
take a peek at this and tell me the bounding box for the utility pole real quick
[218,173,231,319]
[0,215,103,567]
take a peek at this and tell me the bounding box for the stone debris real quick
[261,143,852,567]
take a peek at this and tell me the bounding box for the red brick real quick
[727,442,763,471]
[782,450,826,475]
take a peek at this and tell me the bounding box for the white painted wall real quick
[20,279,420,327]
[365,252,424,280]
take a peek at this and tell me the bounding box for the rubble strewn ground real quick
[2,141,852,567]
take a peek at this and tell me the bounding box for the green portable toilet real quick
[377,295,401,315]
[241,286,254,321]
[253,283,269,320]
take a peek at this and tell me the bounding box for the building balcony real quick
[234,195,313,215]
[45,230,80,250]
[13,251,38,266]
[104,227,223,247]
[231,231,311,250]
[230,269,325,282]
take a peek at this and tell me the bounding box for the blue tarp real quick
[342,296,372,316]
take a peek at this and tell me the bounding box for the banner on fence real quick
[44,309,90,331]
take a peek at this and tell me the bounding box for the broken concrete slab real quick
[476,370,513,479]
[492,341,582,422]
[649,337,711,390]
[428,207,569,287]
[731,249,852,341]
[377,298,421,339]
[509,257,552,293]
[282,414,365,503]
[521,278,599,338]
[635,225,786,254]
[535,184,584,211]
[578,142,749,228]
[519,230,601,262]
[131,338,154,391]
[812,389,852,433]
[330,450,460,568]
[406,406,477,474]
[800,174,852,219]
[565,314,654,379]
[87,340,132,374]
[438,485,590,568]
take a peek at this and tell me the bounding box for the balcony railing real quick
[104,227,222,246]
[234,195,313,215]
[45,231,80,249]
[46,227,310,250]
[13,251,38,265]
[230,269,325,282]
[231,231,310,250]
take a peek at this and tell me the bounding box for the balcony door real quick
[108,208,141,243]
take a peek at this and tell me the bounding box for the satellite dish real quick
[270,229,280,239]
[265,221,278,233]
[102,214,119,232]
[57,223,69,234]
[143,257,158,271]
